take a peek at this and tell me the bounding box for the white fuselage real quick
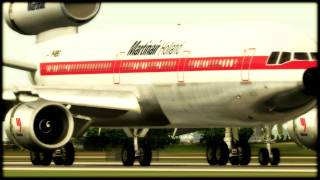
[26,23,317,128]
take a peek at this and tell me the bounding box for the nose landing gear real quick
[258,125,280,166]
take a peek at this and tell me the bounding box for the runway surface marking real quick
[4,156,317,159]
[4,161,317,166]
[3,166,316,173]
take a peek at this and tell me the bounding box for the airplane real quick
[2,2,318,167]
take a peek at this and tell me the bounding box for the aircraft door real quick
[113,52,125,84]
[241,48,255,83]
[177,50,191,83]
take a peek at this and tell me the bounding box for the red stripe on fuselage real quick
[40,56,317,76]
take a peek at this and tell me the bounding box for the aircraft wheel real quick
[64,142,75,165]
[53,155,64,165]
[139,142,152,166]
[121,143,135,166]
[229,156,239,165]
[30,151,41,165]
[206,144,217,165]
[216,141,229,165]
[238,141,251,165]
[53,142,75,166]
[39,151,53,166]
[258,148,269,165]
[270,148,280,165]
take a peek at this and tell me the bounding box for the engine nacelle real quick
[4,101,74,151]
[4,2,100,35]
[285,107,317,151]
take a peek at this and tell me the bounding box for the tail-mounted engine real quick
[285,107,317,151]
[4,2,101,35]
[4,101,74,151]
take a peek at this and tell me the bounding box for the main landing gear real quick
[258,125,280,166]
[121,128,152,166]
[30,142,75,166]
[206,127,251,166]
[206,140,229,165]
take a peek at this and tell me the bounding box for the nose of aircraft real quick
[303,67,319,96]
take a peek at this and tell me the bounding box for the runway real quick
[3,156,317,177]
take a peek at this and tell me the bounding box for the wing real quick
[2,86,141,113]
[3,86,142,137]
[3,57,37,72]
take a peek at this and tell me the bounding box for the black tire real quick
[121,143,135,166]
[64,142,75,166]
[229,156,239,165]
[139,143,152,166]
[52,142,75,166]
[238,142,251,165]
[53,156,64,165]
[258,148,269,165]
[30,152,41,165]
[39,151,53,166]
[206,144,217,165]
[216,141,229,165]
[270,148,280,165]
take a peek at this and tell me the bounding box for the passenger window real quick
[294,52,309,60]
[279,52,291,64]
[267,52,280,64]
[310,52,317,60]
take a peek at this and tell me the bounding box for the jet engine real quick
[4,2,100,35]
[285,107,317,151]
[4,101,74,151]
[303,67,319,96]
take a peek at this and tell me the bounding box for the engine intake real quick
[4,101,74,151]
[285,107,317,151]
[4,2,101,35]
[303,67,319,96]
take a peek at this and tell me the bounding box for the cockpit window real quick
[267,51,280,64]
[279,52,291,64]
[294,52,309,60]
[310,52,317,60]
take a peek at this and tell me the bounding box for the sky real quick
[1,3,317,140]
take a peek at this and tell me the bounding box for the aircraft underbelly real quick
[152,82,315,128]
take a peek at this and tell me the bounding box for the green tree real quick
[199,128,225,144]
[239,128,254,142]
[82,128,178,150]
[82,128,127,150]
[144,129,178,149]
[198,128,254,145]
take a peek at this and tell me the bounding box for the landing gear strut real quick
[258,125,280,165]
[229,141,251,165]
[225,127,251,166]
[121,128,152,166]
